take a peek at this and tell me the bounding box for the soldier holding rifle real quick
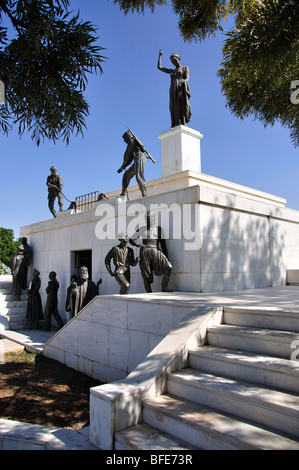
[117,127,156,200]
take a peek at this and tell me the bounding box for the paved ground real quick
[127,285,299,311]
[0,328,57,353]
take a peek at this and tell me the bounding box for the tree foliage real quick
[114,0,299,146]
[114,0,258,41]
[0,227,20,267]
[218,0,299,146]
[113,0,166,14]
[0,0,105,145]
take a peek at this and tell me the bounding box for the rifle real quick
[126,126,156,163]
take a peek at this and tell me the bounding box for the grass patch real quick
[5,350,40,364]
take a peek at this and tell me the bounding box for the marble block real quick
[159,125,203,177]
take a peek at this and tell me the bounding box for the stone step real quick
[0,296,27,303]
[5,321,32,331]
[0,289,13,296]
[5,313,30,323]
[207,324,297,359]
[188,346,299,394]
[167,368,299,438]
[0,302,27,315]
[3,316,29,330]
[0,280,28,330]
[115,423,197,451]
[0,283,13,291]
[0,307,28,330]
[223,307,299,333]
[143,394,299,450]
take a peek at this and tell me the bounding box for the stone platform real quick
[2,285,299,352]
[2,285,299,381]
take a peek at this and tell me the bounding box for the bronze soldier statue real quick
[130,212,172,293]
[117,128,155,199]
[105,233,139,294]
[46,166,63,218]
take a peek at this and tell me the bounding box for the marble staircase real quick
[0,279,29,331]
[115,307,299,450]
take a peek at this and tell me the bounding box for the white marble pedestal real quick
[158,125,203,177]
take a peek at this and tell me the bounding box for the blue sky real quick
[1,1,298,239]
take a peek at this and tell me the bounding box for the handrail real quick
[75,191,99,212]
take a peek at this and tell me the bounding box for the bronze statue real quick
[72,266,102,315]
[65,274,78,318]
[130,212,172,293]
[105,233,139,294]
[117,129,155,199]
[26,269,43,330]
[157,50,192,128]
[43,271,64,331]
[46,166,63,218]
[20,237,32,288]
[11,245,25,300]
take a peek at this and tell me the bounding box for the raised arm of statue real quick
[157,49,172,74]
[129,229,143,249]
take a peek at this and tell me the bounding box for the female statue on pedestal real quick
[157,50,192,128]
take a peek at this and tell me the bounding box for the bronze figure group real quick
[105,212,172,295]
[67,266,102,317]
[46,51,191,211]
[28,51,189,317]
[19,209,172,331]
[23,265,102,330]
[25,270,65,331]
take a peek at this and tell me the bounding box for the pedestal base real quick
[158,125,203,177]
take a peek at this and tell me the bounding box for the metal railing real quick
[75,191,100,213]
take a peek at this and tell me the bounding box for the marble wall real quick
[20,173,299,325]
[43,294,195,382]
